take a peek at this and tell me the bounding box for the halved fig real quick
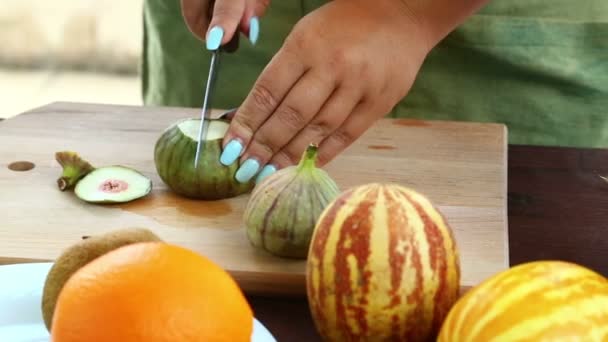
[74,166,152,203]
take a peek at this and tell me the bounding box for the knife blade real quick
[193,1,240,168]
[193,49,221,168]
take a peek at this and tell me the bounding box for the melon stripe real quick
[385,189,428,340]
[308,188,356,331]
[399,189,451,334]
[397,187,460,339]
[332,186,377,338]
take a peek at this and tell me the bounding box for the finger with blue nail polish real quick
[205,0,246,50]
[255,164,276,184]
[220,139,243,166]
[206,26,224,50]
[235,158,260,183]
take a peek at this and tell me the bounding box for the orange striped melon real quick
[306,183,461,341]
[438,260,608,341]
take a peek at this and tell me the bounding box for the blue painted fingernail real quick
[255,164,276,184]
[220,140,243,166]
[235,159,260,183]
[249,17,259,45]
[206,26,224,50]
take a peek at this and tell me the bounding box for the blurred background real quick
[0,0,144,119]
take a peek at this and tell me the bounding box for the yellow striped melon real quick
[306,183,461,341]
[438,260,608,341]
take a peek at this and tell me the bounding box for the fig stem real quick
[297,143,319,171]
[55,151,95,191]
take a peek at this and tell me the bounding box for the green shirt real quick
[142,0,608,148]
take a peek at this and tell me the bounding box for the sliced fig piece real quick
[55,151,95,191]
[74,166,152,203]
[154,118,254,200]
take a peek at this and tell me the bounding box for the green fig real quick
[154,118,253,200]
[244,144,340,259]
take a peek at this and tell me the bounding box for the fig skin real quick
[41,228,162,331]
[244,144,340,259]
[154,118,254,200]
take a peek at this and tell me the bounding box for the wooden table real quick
[247,144,608,342]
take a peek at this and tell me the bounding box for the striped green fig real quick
[154,118,253,200]
[244,144,340,259]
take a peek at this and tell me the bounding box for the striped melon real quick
[306,183,461,341]
[438,260,608,341]
[154,118,253,200]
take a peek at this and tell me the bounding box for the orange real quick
[50,241,254,342]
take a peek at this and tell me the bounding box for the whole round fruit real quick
[154,117,253,200]
[50,242,254,342]
[438,260,608,341]
[244,144,340,259]
[306,183,461,341]
[41,227,161,330]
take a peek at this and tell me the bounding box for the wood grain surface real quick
[0,101,509,295]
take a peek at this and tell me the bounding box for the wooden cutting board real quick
[0,101,508,296]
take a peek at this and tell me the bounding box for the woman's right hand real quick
[180,0,269,49]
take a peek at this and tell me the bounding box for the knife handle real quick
[206,0,240,53]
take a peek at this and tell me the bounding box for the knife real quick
[193,48,221,168]
[193,7,240,169]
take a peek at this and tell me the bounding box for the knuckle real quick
[357,59,372,79]
[213,3,241,20]
[273,150,298,167]
[276,104,306,130]
[330,48,356,70]
[250,83,278,113]
[331,128,355,147]
[316,149,334,167]
[307,121,331,140]
[284,29,309,52]
[251,134,278,157]
[232,114,255,135]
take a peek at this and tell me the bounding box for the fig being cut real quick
[74,166,152,203]
[154,117,254,200]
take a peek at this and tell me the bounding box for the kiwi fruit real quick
[41,227,162,331]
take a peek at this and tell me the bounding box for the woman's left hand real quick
[218,0,432,183]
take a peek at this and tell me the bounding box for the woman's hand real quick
[181,0,270,49]
[219,0,432,183]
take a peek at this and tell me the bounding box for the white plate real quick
[0,262,276,342]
